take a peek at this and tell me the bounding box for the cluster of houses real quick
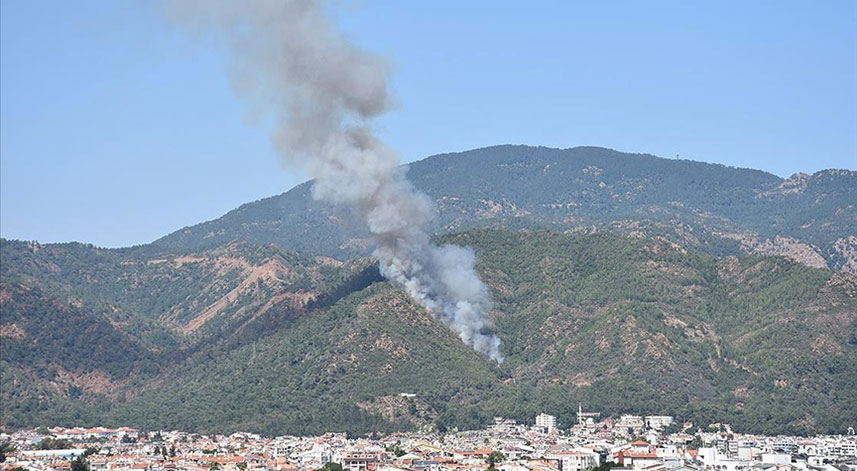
[2,414,855,471]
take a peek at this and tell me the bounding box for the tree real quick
[316,462,343,471]
[71,455,90,471]
[38,438,72,450]
[486,451,505,471]
[435,420,448,434]
[588,462,620,471]
[209,462,222,471]
[661,422,682,435]
[386,441,406,457]
[688,437,703,450]
[0,442,16,462]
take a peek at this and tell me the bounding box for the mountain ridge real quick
[150,145,857,273]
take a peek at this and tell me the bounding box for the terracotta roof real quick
[628,452,658,459]
[619,450,658,460]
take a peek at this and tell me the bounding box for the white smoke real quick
[165,0,503,362]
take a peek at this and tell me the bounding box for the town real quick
[3,409,855,471]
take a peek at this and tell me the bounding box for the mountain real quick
[3,230,856,436]
[0,238,380,428]
[0,281,162,427]
[2,145,855,435]
[152,146,857,273]
[109,282,501,436]
[0,239,375,352]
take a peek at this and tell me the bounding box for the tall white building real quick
[536,413,557,433]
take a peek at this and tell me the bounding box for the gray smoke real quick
[165,0,503,362]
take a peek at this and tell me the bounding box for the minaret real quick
[578,403,583,425]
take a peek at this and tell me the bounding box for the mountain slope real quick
[109,283,500,436]
[447,230,857,434]
[152,146,857,272]
[0,282,162,427]
[0,239,373,351]
[0,238,381,429]
[98,230,857,436]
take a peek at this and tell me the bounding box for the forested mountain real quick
[3,231,856,436]
[152,146,857,273]
[0,238,380,427]
[0,239,373,351]
[1,282,161,427]
[2,146,855,436]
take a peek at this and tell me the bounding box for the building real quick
[342,452,383,471]
[576,404,601,426]
[22,449,86,459]
[697,447,755,471]
[547,449,600,471]
[645,416,674,431]
[491,417,523,434]
[617,415,645,436]
[536,413,557,433]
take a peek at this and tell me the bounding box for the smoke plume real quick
[166,0,503,362]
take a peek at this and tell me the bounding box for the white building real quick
[22,449,86,459]
[536,413,557,433]
[761,454,790,465]
[547,449,600,471]
[645,416,674,431]
[617,415,645,436]
[698,447,755,471]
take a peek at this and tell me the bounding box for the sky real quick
[1,1,855,248]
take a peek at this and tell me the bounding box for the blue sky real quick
[2,1,855,247]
